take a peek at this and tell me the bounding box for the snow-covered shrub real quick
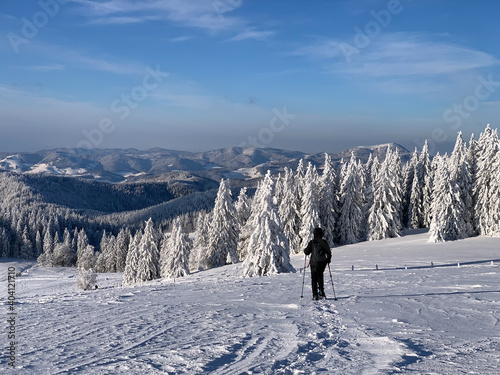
[76,268,97,290]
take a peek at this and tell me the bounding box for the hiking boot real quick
[318,290,326,299]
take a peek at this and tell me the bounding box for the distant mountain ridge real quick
[0,143,411,183]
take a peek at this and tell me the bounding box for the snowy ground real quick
[1,231,499,374]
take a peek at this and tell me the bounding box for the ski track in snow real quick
[1,232,499,374]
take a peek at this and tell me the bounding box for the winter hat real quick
[313,227,324,238]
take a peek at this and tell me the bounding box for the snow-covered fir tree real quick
[235,187,251,228]
[78,245,96,270]
[319,154,338,247]
[295,158,306,188]
[242,171,294,277]
[274,173,284,206]
[367,147,403,241]
[449,131,474,236]
[122,229,142,285]
[191,211,210,270]
[115,228,130,272]
[95,250,106,273]
[95,230,111,273]
[38,231,54,266]
[299,162,321,250]
[490,142,500,234]
[42,229,54,264]
[338,153,365,245]
[390,148,404,224]
[403,148,419,228]
[35,230,43,258]
[278,167,301,254]
[206,179,239,268]
[295,158,305,214]
[76,229,89,268]
[63,228,72,250]
[53,243,75,267]
[428,154,467,242]
[160,218,191,279]
[20,226,34,259]
[474,125,499,236]
[420,140,434,227]
[408,142,432,229]
[135,218,160,283]
[467,133,479,233]
[104,232,117,273]
[363,154,375,223]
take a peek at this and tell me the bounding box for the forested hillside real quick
[1,127,499,286]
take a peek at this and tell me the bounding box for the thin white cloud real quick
[294,33,500,77]
[74,0,245,32]
[27,42,146,75]
[344,35,500,77]
[226,29,275,42]
[22,63,66,71]
[291,40,346,59]
[170,35,193,43]
[90,15,163,24]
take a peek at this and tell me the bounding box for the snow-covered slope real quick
[2,231,498,374]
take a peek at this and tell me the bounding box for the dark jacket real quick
[304,237,331,264]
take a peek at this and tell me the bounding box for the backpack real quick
[312,240,328,262]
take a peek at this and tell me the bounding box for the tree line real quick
[1,125,498,281]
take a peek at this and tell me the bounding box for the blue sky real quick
[1,0,500,154]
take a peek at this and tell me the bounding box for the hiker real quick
[304,227,332,300]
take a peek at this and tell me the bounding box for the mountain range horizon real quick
[0,142,411,183]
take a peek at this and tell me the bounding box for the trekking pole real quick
[327,263,338,300]
[300,255,308,299]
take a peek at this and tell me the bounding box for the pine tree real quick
[242,171,294,277]
[160,218,191,279]
[319,153,338,247]
[135,218,160,283]
[206,179,239,268]
[338,153,365,245]
[299,162,321,250]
